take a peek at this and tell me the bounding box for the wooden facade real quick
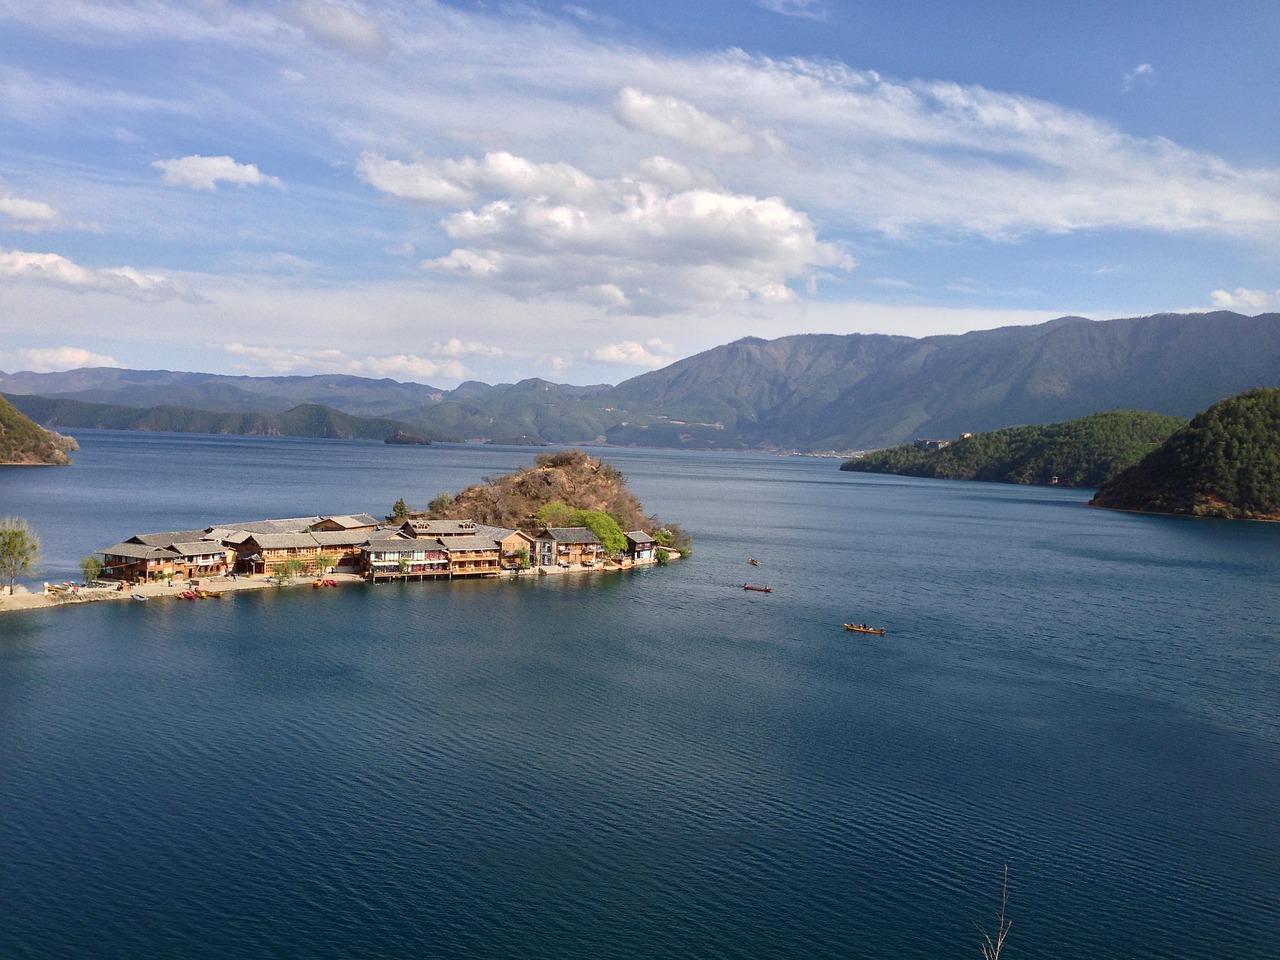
[96,515,652,586]
[531,527,604,568]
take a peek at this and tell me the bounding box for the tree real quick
[313,553,335,574]
[0,517,42,594]
[272,557,305,586]
[81,555,105,583]
[390,497,411,521]
[536,500,576,527]
[428,491,454,514]
[570,509,627,555]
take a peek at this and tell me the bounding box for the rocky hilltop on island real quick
[1090,388,1280,520]
[417,448,692,555]
[0,393,77,465]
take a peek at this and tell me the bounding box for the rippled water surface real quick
[2,433,1278,958]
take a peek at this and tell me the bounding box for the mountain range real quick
[4,311,1278,453]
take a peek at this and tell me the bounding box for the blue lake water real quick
[2,432,1278,958]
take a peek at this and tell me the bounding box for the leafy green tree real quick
[428,492,454,515]
[653,522,693,559]
[81,555,105,583]
[570,509,627,554]
[536,500,577,527]
[0,517,42,594]
[390,497,411,520]
[313,553,335,574]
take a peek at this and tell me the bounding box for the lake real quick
[2,432,1278,958]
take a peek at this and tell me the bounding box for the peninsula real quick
[1090,388,1280,520]
[841,410,1185,487]
[1,450,688,614]
[0,394,78,465]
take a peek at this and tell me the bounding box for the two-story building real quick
[531,527,604,568]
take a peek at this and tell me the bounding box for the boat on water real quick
[844,623,886,635]
[132,594,148,603]
[748,558,760,566]
[743,583,772,593]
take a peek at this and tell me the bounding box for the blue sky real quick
[1,0,1277,387]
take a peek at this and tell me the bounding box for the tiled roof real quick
[315,514,378,529]
[128,530,211,546]
[442,535,501,552]
[402,519,477,537]
[543,527,601,544]
[167,541,228,557]
[472,523,522,541]
[218,517,324,535]
[311,530,377,546]
[241,532,323,549]
[99,542,177,559]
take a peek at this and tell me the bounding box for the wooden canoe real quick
[844,623,886,635]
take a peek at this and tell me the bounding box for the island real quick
[1090,388,1280,520]
[384,430,431,445]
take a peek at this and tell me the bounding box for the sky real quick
[0,0,1277,388]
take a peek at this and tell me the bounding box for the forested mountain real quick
[0,394,77,465]
[841,410,1187,487]
[605,312,1280,450]
[4,312,1279,452]
[1090,388,1280,519]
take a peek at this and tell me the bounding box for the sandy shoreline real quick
[0,557,662,617]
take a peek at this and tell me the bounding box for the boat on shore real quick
[743,583,772,593]
[844,623,885,635]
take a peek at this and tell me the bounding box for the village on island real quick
[81,513,667,600]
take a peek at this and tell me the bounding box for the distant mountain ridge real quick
[5,311,1279,452]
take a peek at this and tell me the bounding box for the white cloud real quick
[586,339,678,368]
[754,0,829,21]
[1124,63,1155,91]
[366,149,852,314]
[224,343,466,381]
[614,87,756,156]
[0,346,121,373]
[430,338,507,359]
[0,195,60,230]
[284,0,386,56]
[153,155,283,191]
[0,248,204,302]
[1209,287,1280,312]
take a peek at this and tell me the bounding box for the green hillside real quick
[841,410,1186,487]
[0,394,77,465]
[1090,388,1280,519]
